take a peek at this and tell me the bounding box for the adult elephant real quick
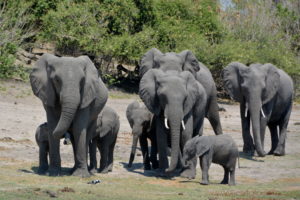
[139,68,207,176]
[30,53,108,177]
[140,48,223,136]
[222,62,293,156]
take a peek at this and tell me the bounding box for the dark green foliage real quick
[0,0,299,92]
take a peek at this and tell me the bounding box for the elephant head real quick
[139,69,205,172]
[140,48,200,77]
[30,53,102,140]
[126,101,152,168]
[222,62,280,156]
[182,136,210,166]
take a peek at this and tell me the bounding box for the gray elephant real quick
[139,48,222,176]
[140,48,223,136]
[35,122,72,174]
[89,106,120,173]
[30,53,108,177]
[182,134,238,186]
[139,69,207,177]
[223,62,293,156]
[126,101,158,170]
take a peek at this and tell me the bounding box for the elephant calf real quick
[182,134,238,186]
[35,123,71,174]
[126,101,158,170]
[89,106,120,173]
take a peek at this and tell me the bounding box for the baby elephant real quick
[35,123,71,174]
[126,101,158,170]
[183,134,238,186]
[89,106,120,173]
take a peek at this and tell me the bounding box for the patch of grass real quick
[0,163,299,200]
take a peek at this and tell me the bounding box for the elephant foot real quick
[274,147,285,156]
[151,160,159,169]
[220,179,228,184]
[89,168,98,174]
[228,181,236,186]
[200,180,209,185]
[243,147,255,156]
[144,163,151,171]
[254,150,266,157]
[37,167,48,175]
[72,168,92,178]
[268,149,275,155]
[48,167,61,176]
[180,169,196,180]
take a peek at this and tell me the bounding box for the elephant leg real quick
[268,124,279,155]
[220,167,229,184]
[274,105,292,156]
[72,112,91,177]
[140,134,151,170]
[38,142,49,174]
[107,140,116,172]
[69,134,76,174]
[229,168,236,186]
[240,103,254,154]
[88,139,98,173]
[99,139,109,173]
[200,155,211,185]
[46,110,61,176]
[149,132,159,169]
[207,96,223,135]
[180,116,196,179]
[156,115,169,171]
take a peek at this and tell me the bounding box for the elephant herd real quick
[30,49,294,185]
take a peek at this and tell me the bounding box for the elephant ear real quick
[181,71,201,116]
[179,50,200,75]
[195,136,211,157]
[126,101,140,128]
[80,56,105,108]
[30,53,56,107]
[139,48,163,77]
[139,69,162,115]
[222,62,248,102]
[261,63,280,105]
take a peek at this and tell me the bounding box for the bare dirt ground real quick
[0,79,300,186]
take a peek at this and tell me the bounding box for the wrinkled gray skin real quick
[35,122,72,174]
[223,62,293,157]
[30,53,108,177]
[126,101,158,170]
[139,69,207,178]
[139,48,222,177]
[89,106,120,173]
[183,135,238,185]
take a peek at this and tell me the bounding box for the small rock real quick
[178,193,183,195]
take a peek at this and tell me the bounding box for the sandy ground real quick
[0,80,300,184]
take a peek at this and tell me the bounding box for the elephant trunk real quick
[165,109,182,173]
[53,95,80,140]
[128,134,139,168]
[249,101,265,157]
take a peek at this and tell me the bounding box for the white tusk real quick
[245,103,248,118]
[261,108,266,118]
[165,118,169,129]
[181,121,186,130]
